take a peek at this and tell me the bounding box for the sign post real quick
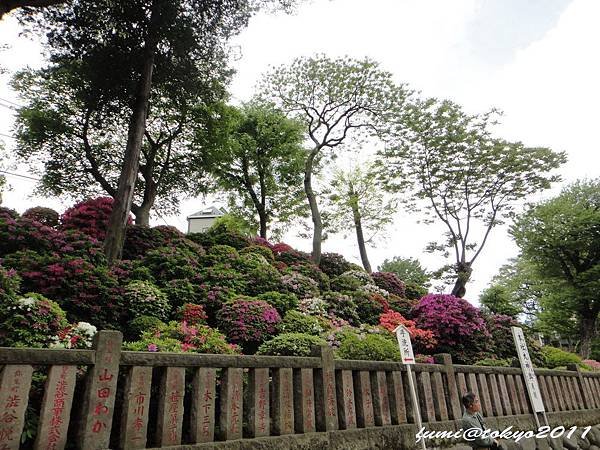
[511,327,549,428]
[394,324,426,450]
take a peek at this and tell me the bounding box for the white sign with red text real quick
[394,324,415,365]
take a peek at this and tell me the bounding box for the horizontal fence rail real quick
[1,331,600,449]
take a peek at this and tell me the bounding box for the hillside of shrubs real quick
[0,197,596,370]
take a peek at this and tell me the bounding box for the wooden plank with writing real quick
[388,371,407,424]
[354,371,375,428]
[335,370,357,430]
[246,368,269,438]
[0,365,33,450]
[219,368,243,440]
[35,365,77,450]
[313,346,338,431]
[120,366,152,449]
[191,368,216,443]
[371,371,391,426]
[155,367,185,446]
[77,330,122,450]
[418,372,436,423]
[272,368,294,435]
[431,372,448,421]
[294,368,316,433]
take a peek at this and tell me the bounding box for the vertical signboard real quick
[512,327,545,413]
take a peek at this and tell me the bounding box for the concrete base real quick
[152,410,600,450]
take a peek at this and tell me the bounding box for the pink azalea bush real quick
[411,294,490,363]
[61,197,133,241]
[217,297,281,352]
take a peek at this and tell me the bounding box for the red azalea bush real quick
[372,271,406,297]
[61,197,133,241]
[216,297,281,352]
[410,294,489,363]
[22,206,60,227]
[176,303,208,326]
[350,291,388,325]
[379,310,437,351]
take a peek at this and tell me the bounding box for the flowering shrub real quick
[142,246,199,284]
[123,281,170,321]
[61,197,132,241]
[124,321,239,354]
[49,322,97,349]
[257,333,326,357]
[128,315,165,340]
[358,283,390,298]
[371,272,406,297]
[235,252,271,270]
[319,252,354,278]
[281,272,319,299]
[379,311,437,351]
[161,278,204,309]
[0,216,57,256]
[204,244,239,265]
[322,291,359,324]
[188,223,250,250]
[298,297,328,316]
[330,273,362,292]
[387,294,418,317]
[240,263,282,297]
[272,243,311,266]
[337,331,401,362]
[257,291,298,315]
[404,282,428,301]
[287,263,330,290]
[176,303,207,326]
[0,265,20,302]
[251,236,274,249]
[22,207,59,227]
[199,264,248,293]
[541,346,582,369]
[217,298,281,352]
[351,291,388,325]
[0,293,69,348]
[278,310,324,336]
[196,285,234,326]
[582,359,600,371]
[416,354,435,364]
[411,294,489,363]
[0,206,19,220]
[484,314,521,360]
[240,245,274,261]
[2,250,123,328]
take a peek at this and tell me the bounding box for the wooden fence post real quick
[77,330,122,450]
[567,364,592,410]
[433,353,462,420]
[312,345,338,431]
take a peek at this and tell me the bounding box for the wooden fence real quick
[1,330,600,449]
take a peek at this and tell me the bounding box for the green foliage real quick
[0,293,69,348]
[319,252,354,278]
[474,358,512,367]
[161,278,204,310]
[257,333,326,357]
[378,256,431,288]
[128,315,166,340]
[321,291,360,324]
[123,281,170,321]
[278,310,324,335]
[541,346,582,369]
[22,206,59,227]
[204,244,240,265]
[211,214,258,237]
[208,103,307,240]
[142,246,199,284]
[189,223,251,250]
[240,245,274,261]
[337,332,401,362]
[257,291,298,315]
[378,98,565,296]
[479,285,522,318]
[511,180,600,357]
[350,291,387,325]
[281,272,319,299]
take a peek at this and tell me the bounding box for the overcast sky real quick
[1,0,598,302]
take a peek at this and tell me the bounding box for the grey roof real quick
[187,206,225,219]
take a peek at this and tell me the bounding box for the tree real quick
[510,179,600,358]
[207,103,307,240]
[12,66,227,225]
[478,284,522,318]
[378,98,566,297]
[378,256,431,287]
[0,0,63,19]
[258,55,410,264]
[322,163,396,272]
[18,0,295,263]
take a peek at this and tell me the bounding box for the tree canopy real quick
[510,179,600,357]
[378,98,566,297]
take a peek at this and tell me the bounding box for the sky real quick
[1,0,599,303]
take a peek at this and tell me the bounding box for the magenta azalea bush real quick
[216,297,281,352]
[411,294,490,364]
[22,206,60,228]
[61,197,133,241]
[371,271,406,297]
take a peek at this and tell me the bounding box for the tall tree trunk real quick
[451,262,472,298]
[579,314,597,359]
[132,204,152,226]
[349,185,371,273]
[258,208,268,239]
[304,149,322,264]
[103,1,161,263]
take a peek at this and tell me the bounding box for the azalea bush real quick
[22,206,59,227]
[322,291,360,324]
[240,244,274,261]
[411,294,489,363]
[61,197,132,241]
[216,297,281,352]
[49,321,97,349]
[204,244,239,265]
[351,291,389,325]
[128,315,165,340]
[143,246,199,284]
[286,263,330,291]
[257,333,326,357]
[337,331,401,362]
[176,303,207,326]
[371,271,406,297]
[541,346,582,369]
[242,263,282,296]
[0,293,69,348]
[278,310,324,336]
[318,252,355,278]
[281,272,319,299]
[379,310,437,351]
[123,280,170,321]
[257,291,298,315]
